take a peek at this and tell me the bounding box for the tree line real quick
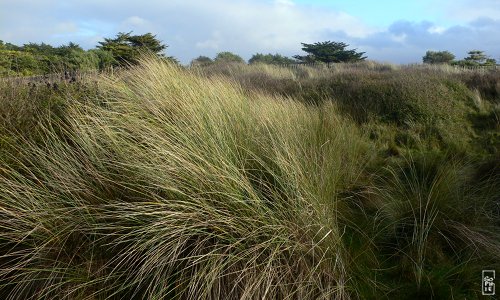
[2,30,496,76]
[1,33,368,76]
[0,41,115,76]
[422,50,497,67]
[191,41,366,66]
[0,32,175,76]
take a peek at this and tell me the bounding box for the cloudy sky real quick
[1,0,499,64]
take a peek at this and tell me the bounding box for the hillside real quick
[0,58,499,299]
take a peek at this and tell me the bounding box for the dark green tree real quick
[52,43,91,70]
[484,58,497,66]
[65,50,101,71]
[465,50,488,65]
[56,42,84,56]
[89,49,117,69]
[22,42,56,55]
[214,51,245,64]
[127,33,167,54]
[98,32,168,65]
[454,50,497,67]
[248,53,296,65]
[293,41,366,63]
[422,50,455,64]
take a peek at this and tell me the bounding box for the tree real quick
[422,50,455,64]
[0,40,121,75]
[293,41,366,63]
[22,42,56,55]
[248,53,296,65]
[214,51,245,64]
[64,50,102,71]
[0,50,39,75]
[127,33,167,54]
[98,32,168,65]
[465,50,488,65]
[56,42,84,56]
[1,42,21,51]
[89,49,117,70]
[484,58,497,66]
[454,50,497,67]
[190,55,213,67]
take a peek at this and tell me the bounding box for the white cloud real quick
[428,26,446,34]
[119,16,154,33]
[439,0,500,22]
[123,16,148,27]
[0,0,499,64]
[0,0,376,62]
[391,33,407,43]
[196,31,223,50]
[358,19,500,62]
[274,0,295,7]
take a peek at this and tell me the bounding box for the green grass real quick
[0,58,498,299]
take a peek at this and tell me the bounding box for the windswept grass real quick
[0,59,369,299]
[0,58,498,299]
[200,62,500,157]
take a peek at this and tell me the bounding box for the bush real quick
[214,51,245,64]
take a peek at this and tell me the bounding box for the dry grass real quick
[0,57,498,299]
[0,58,371,299]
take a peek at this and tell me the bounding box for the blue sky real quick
[1,0,499,64]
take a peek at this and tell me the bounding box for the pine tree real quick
[98,32,168,65]
[293,41,366,63]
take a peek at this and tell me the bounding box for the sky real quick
[1,0,499,64]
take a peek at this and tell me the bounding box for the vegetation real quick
[0,32,173,76]
[190,55,214,67]
[457,50,498,67]
[422,50,455,64]
[0,55,499,299]
[248,53,296,65]
[97,32,170,65]
[294,41,367,63]
[0,40,116,76]
[214,51,246,64]
[423,49,498,67]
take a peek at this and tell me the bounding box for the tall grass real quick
[0,58,371,299]
[200,62,500,157]
[373,152,499,298]
[0,58,498,299]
